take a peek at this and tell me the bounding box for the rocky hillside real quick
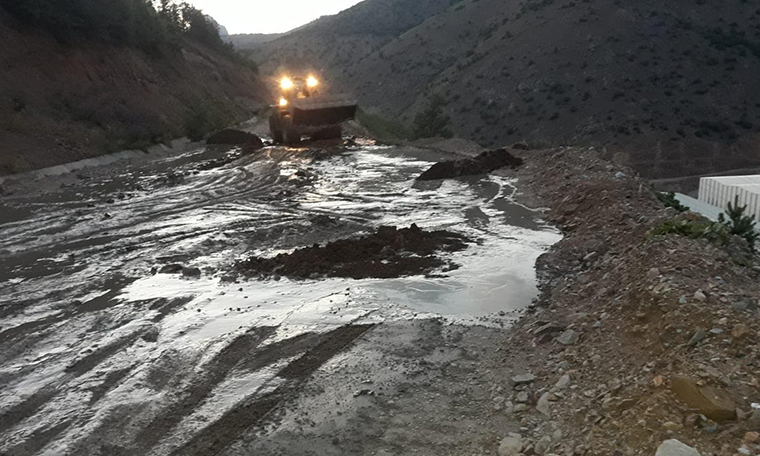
[0,7,268,175]
[245,0,760,178]
[242,0,455,81]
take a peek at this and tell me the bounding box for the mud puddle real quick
[0,142,559,455]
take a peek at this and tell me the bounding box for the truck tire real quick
[269,114,284,144]
[284,126,301,145]
[311,125,342,141]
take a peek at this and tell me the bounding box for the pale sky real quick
[187,0,364,35]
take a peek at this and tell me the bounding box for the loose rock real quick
[554,374,571,390]
[655,439,700,456]
[497,433,523,456]
[182,267,201,278]
[159,264,184,274]
[670,376,736,421]
[536,392,552,416]
[688,329,706,347]
[556,329,579,345]
[512,373,536,385]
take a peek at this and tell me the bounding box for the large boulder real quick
[655,439,700,456]
[206,129,264,149]
[670,376,736,421]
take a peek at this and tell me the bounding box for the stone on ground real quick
[655,439,700,456]
[556,329,579,345]
[512,373,536,385]
[670,376,736,421]
[497,433,523,456]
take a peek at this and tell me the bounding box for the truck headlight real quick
[307,76,319,87]
[280,77,293,90]
[279,97,288,107]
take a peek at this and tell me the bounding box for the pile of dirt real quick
[486,147,760,455]
[236,224,469,279]
[206,129,264,148]
[417,148,523,181]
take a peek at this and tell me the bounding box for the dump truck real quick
[269,75,358,144]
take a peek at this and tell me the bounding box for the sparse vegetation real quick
[356,108,412,141]
[657,191,688,212]
[718,196,759,250]
[1,0,253,64]
[651,217,731,246]
[653,196,758,252]
[183,97,235,142]
[412,95,453,139]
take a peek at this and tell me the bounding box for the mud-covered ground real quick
[0,140,559,455]
[236,224,470,279]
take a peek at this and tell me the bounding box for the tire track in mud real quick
[0,330,147,439]
[167,324,375,456]
[0,297,194,442]
[133,325,279,451]
[0,387,59,435]
[1,419,72,456]
[65,329,148,377]
[88,365,137,405]
[0,157,288,277]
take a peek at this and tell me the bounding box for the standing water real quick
[0,144,560,455]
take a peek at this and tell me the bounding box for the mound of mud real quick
[207,129,264,148]
[417,148,523,181]
[237,224,469,279]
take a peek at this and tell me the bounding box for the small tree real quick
[719,195,759,251]
[413,94,453,139]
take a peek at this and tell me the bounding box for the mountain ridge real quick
[244,0,760,178]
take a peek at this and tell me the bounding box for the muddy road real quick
[0,141,559,455]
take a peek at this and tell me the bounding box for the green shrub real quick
[718,196,758,251]
[657,191,688,212]
[651,218,731,246]
[652,196,759,252]
[413,94,453,139]
[183,97,233,141]
[356,108,412,142]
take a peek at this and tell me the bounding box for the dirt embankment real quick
[490,148,760,455]
[236,224,469,279]
[0,12,269,175]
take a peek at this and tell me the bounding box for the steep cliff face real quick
[0,11,268,175]
[246,0,760,178]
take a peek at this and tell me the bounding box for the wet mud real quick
[0,139,558,455]
[236,224,469,279]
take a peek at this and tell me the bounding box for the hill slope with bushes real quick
[246,0,760,178]
[0,0,268,175]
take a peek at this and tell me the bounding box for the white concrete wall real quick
[698,176,760,220]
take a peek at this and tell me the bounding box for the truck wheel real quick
[284,127,301,145]
[311,125,342,141]
[269,115,284,143]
